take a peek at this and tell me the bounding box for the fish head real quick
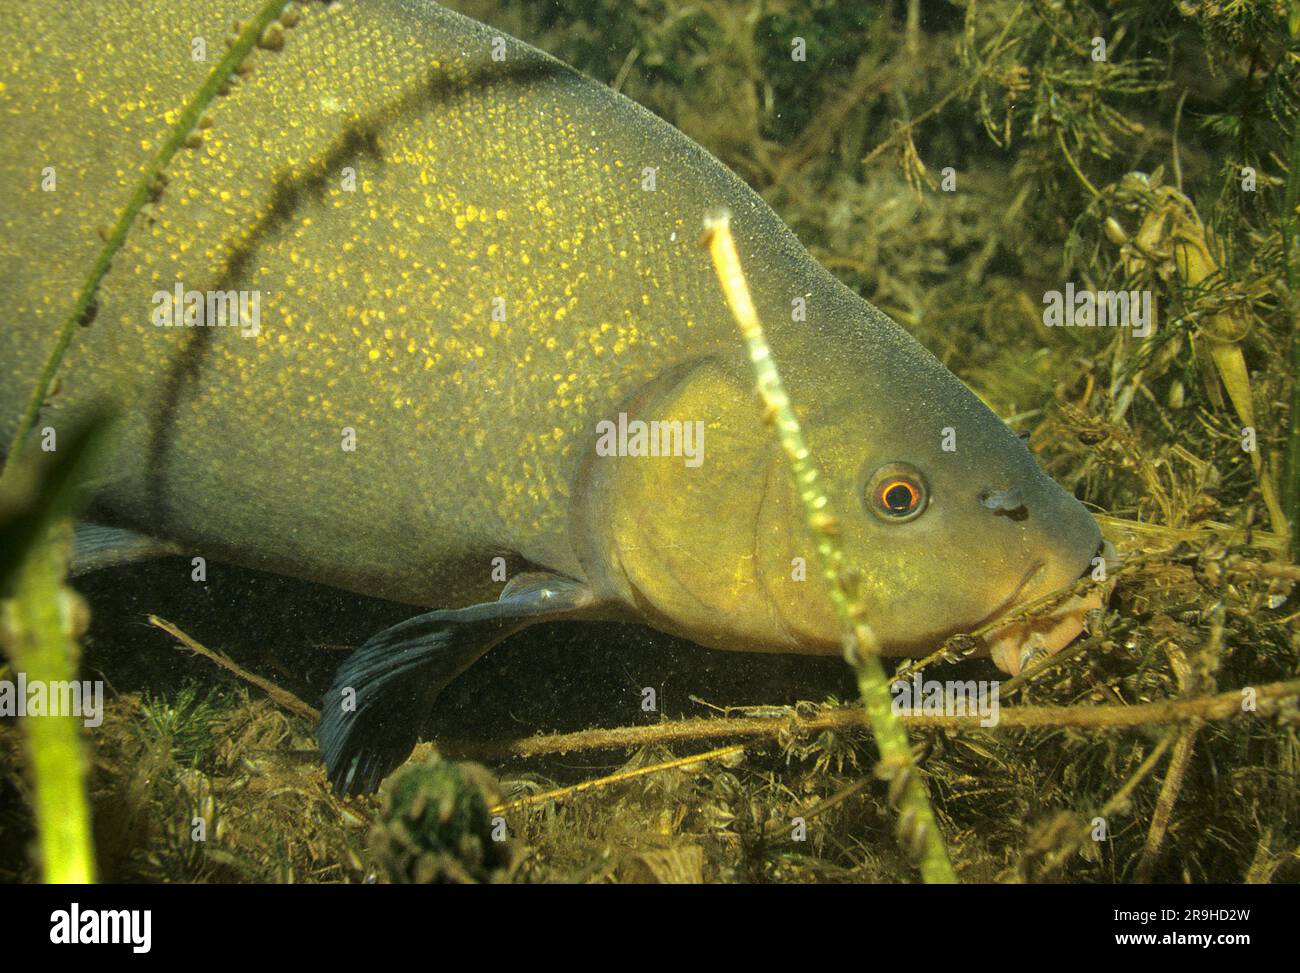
[573,342,1103,672]
[751,320,1105,670]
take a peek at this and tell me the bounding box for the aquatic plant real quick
[137,685,221,768]
[0,419,110,882]
[369,758,517,883]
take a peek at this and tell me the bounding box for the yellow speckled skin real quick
[0,0,1100,657]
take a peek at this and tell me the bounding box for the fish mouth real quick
[981,539,1112,675]
[989,560,1047,621]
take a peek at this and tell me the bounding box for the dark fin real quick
[317,572,595,795]
[71,524,180,576]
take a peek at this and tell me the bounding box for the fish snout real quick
[980,473,1108,674]
[981,466,1101,588]
[1031,481,1103,594]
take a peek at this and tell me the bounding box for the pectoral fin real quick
[71,524,180,576]
[317,572,596,795]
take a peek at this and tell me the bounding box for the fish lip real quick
[982,532,1102,630]
[992,531,1105,624]
[977,538,1107,665]
[981,560,1046,629]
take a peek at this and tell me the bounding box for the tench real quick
[0,0,1104,793]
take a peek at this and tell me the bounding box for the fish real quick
[0,0,1104,794]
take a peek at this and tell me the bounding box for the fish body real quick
[0,0,1101,790]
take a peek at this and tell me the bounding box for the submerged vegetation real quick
[1,0,1298,882]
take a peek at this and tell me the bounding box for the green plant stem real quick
[4,526,93,882]
[704,211,957,883]
[0,0,292,483]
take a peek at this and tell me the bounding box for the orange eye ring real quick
[878,479,919,514]
[864,463,929,522]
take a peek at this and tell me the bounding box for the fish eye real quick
[864,463,928,522]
